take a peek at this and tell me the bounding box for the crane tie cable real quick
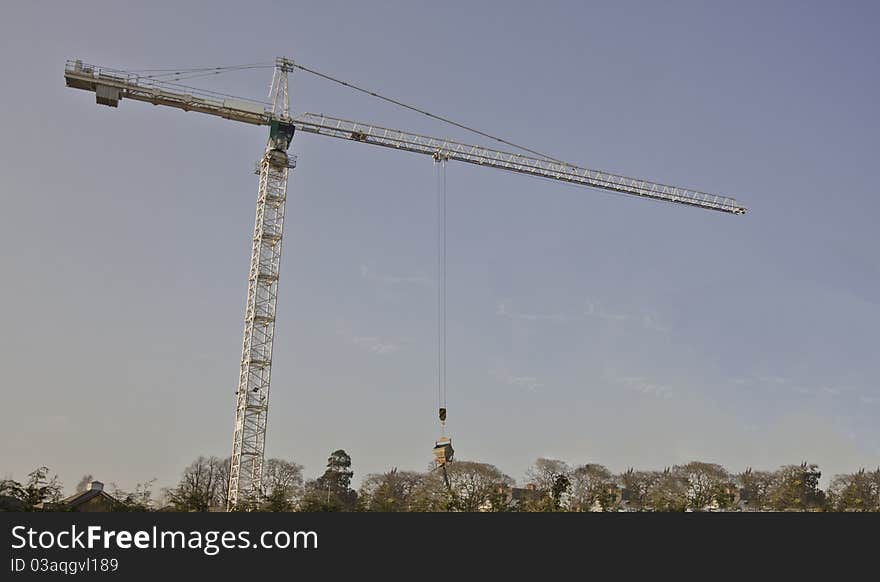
[292,62,577,167]
[121,59,578,169]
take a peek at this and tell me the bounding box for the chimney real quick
[88,481,104,492]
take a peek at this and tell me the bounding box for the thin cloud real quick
[640,313,671,333]
[584,299,629,322]
[584,298,671,333]
[496,303,573,323]
[496,298,670,333]
[737,376,863,400]
[490,365,544,392]
[360,264,432,287]
[336,322,407,355]
[353,336,401,354]
[757,376,791,386]
[614,375,675,400]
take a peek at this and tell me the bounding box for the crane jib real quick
[291,114,747,216]
[64,59,745,216]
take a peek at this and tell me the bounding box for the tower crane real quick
[64,57,747,510]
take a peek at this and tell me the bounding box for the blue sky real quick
[1,1,878,492]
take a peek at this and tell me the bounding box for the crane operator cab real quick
[433,436,454,467]
[268,119,295,152]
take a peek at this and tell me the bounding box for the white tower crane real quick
[64,57,746,510]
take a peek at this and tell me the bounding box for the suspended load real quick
[433,436,454,467]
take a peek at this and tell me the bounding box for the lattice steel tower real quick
[228,60,296,509]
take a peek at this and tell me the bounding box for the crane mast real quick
[63,57,747,510]
[230,133,296,514]
[227,61,297,510]
[65,59,297,509]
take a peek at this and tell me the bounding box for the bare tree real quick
[568,464,615,511]
[525,458,571,492]
[410,467,455,512]
[521,458,572,511]
[359,468,423,511]
[646,468,688,512]
[676,461,730,511]
[168,456,226,512]
[447,461,514,511]
[109,479,157,511]
[736,468,776,511]
[260,458,304,511]
[619,469,658,511]
[214,457,231,510]
[412,461,513,512]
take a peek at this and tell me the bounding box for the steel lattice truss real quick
[228,150,292,508]
[293,114,745,215]
[64,60,746,215]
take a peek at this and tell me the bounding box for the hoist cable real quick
[436,159,447,433]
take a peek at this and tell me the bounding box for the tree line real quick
[3,454,879,512]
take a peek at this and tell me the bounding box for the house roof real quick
[36,487,119,511]
[61,488,118,508]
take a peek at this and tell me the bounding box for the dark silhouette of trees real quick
[826,469,880,511]
[358,468,423,511]
[0,467,62,511]
[677,461,732,511]
[769,462,824,511]
[619,469,657,511]
[300,449,358,511]
[736,468,776,510]
[569,464,615,511]
[260,458,304,511]
[411,460,513,511]
[6,456,877,512]
[520,458,571,511]
[167,456,226,512]
[646,468,688,512]
[110,480,157,511]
